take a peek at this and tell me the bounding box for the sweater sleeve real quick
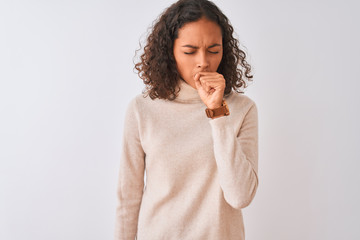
[114,98,145,240]
[209,101,259,209]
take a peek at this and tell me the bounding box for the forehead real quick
[176,18,222,44]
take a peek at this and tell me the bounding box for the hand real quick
[194,72,225,109]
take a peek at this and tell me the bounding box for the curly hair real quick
[134,0,253,100]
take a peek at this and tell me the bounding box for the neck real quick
[174,79,203,103]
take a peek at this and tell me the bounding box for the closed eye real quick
[184,51,219,55]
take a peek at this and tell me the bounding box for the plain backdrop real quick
[1,0,360,239]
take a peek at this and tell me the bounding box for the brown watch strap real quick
[205,100,230,119]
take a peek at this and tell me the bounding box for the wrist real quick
[205,99,230,119]
[206,99,223,109]
[208,104,222,109]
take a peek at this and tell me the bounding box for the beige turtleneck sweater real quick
[114,79,259,240]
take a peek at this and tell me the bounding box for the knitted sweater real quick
[114,79,259,240]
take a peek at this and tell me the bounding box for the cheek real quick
[175,54,192,74]
[209,54,223,71]
[215,53,223,68]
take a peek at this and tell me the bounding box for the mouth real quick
[194,69,208,78]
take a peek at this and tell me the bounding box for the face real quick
[173,17,223,89]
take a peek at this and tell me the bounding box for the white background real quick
[1,0,359,239]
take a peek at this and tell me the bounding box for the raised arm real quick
[209,102,259,209]
[114,98,145,240]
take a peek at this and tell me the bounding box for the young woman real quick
[114,0,258,239]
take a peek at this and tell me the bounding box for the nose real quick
[196,51,209,70]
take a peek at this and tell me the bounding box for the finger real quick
[194,77,202,90]
[199,77,225,89]
[197,71,220,76]
[198,73,224,85]
[194,73,207,92]
[195,72,223,93]
[199,77,224,83]
[194,72,201,82]
[194,72,202,87]
[200,79,216,93]
[198,73,224,80]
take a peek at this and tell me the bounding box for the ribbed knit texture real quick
[114,79,259,240]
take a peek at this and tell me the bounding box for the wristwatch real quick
[205,99,230,119]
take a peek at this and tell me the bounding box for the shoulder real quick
[126,93,151,108]
[226,90,257,115]
[125,93,159,116]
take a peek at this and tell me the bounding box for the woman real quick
[114,0,258,239]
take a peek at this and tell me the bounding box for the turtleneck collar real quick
[174,78,233,103]
[174,79,203,103]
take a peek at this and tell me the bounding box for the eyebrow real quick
[181,43,222,49]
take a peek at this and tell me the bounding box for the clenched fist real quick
[194,72,225,109]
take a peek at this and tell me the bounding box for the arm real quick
[114,98,145,240]
[209,101,259,209]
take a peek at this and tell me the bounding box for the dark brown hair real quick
[135,0,253,100]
